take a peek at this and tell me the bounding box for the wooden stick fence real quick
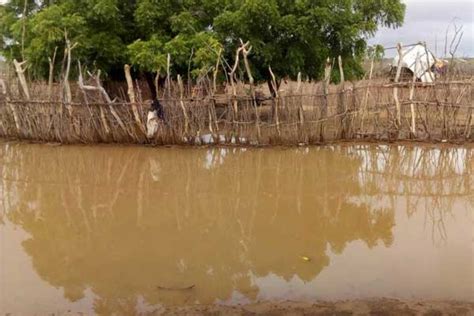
[0,77,472,146]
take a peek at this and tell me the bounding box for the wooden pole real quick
[320,58,332,140]
[322,58,332,119]
[166,54,171,98]
[409,52,420,136]
[229,44,246,122]
[297,72,304,127]
[240,40,261,140]
[0,79,21,133]
[177,75,189,136]
[78,64,110,134]
[212,48,222,95]
[47,47,58,100]
[95,70,127,133]
[269,66,281,136]
[361,56,374,132]
[13,59,30,100]
[337,56,346,138]
[394,43,404,128]
[124,64,143,130]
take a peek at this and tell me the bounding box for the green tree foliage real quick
[0,0,405,82]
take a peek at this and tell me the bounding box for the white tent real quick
[391,44,436,83]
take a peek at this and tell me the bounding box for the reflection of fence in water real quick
[0,144,471,310]
[0,144,400,309]
[352,145,472,245]
[0,144,470,234]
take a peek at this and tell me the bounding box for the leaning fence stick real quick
[13,59,30,100]
[78,64,110,134]
[423,42,435,83]
[95,71,127,133]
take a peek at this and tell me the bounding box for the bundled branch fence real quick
[0,76,472,146]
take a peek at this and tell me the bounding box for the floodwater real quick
[0,142,472,314]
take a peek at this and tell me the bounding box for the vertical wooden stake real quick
[241,40,260,140]
[322,58,332,119]
[0,79,21,133]
[269,66,281,136]
[361,56,374,132]
[47,47,58,100]
[212,48,222,95]
[337,56,346,138]
[297,72,304,127]
[177,75,189,136]
[320,58,332,140]
[166,54,171,98]
[13,59,30,100]
[394,43,404,128]
[124,64,143,130]
[409,53,420,136]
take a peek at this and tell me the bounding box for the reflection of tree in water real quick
[0,144,470,313]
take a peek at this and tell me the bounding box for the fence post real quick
[394,43,404,129]
[337,56,346,138]
[0,79,21,134]
[409,53,420,137]
[361,56,374,133]
[47,47,58,100]
[177,75,189,137]
[124,64,144,131]
[321,58,332,140]
[241,41,261,141]
[297,72,304,128]
[13,59,30,101]
[269,66,281,136]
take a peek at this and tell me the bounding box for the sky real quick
[369,0,474,57]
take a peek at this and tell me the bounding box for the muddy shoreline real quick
[1,136,472,149]
[159,300,474,315]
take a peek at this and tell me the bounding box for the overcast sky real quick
[369,0,473,57]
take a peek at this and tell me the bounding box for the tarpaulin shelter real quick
[391,44,436,83]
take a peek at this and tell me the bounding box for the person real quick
[146,99,165,139]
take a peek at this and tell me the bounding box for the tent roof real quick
[392,44,436,82]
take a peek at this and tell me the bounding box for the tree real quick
[214,0,405,89]
[0,0,405,91]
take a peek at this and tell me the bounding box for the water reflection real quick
[0,143,472,313]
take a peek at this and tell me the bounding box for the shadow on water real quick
[0,143,472,313]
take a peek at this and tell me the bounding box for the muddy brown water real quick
[0,142,472,314]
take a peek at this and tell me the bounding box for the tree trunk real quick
[267,78,281,98]
[144,72,158,100]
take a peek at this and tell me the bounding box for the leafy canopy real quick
[0,0,405,81]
